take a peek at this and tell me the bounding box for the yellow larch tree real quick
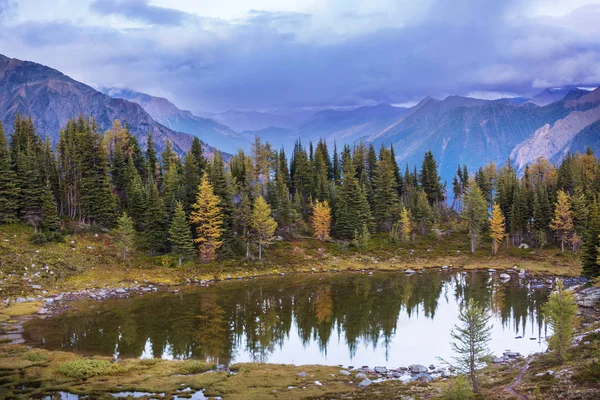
[550,190,574,254]
[251,196,277,261]
[190,176,223,261]
[399,208,414,241]
[312,200,332,241]
[489,202,506,255]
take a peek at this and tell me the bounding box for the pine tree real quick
[40,180,60,231]
[420,151,443,204]
[335,157,372,238]
[251,196,277,261]
[542,280,578,363]
[413,189,433,234]
[145,132,159,185]
[115,213,136,261]
[353,223,371,249]
[489,203,505,255]
[372,146,400,232]
[550,190,574,254]
[399,208,414,241]
[462,181,488,254]
[510,185,529,245]
[312,200,332,241]
[208,151,237,256]
[190,176,223,261]
[447,299,492,393]
[143,180,167,254]
[0,122,18,223]
[190,137,206,177]
[582,199,600,277]
[169,201,195,266]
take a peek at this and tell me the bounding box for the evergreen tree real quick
[312,200,332,241]
[208,150,237,256]
[169,201,195,266]
[413,189,433,234]
[462,181,488,253]
[509,185,529,245]
[182,151,201,214]
[115,213,136,261]
[332,142,341,185]
[489,203,505,255]
[0,122,18,223]
[190,137,206,177]
[582,199,600,277]
[145,132,159,185]
[251,196,277,261]
[420,151,443,204]
[372,146,400,232]
[143,180,167,254]
[549,190,574,254]
[191,176,223,261]
[542,280,578,363]
[447,299,492,393]
[353,223,371,249]
[389,144,403,197]
[335,157,372,238]
[40,180,60,231]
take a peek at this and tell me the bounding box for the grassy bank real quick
[0,224,582,299]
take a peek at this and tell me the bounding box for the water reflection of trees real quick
[24,272,549,363]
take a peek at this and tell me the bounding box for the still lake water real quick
[23,271,550,367]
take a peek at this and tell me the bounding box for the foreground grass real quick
[0,224,582,298]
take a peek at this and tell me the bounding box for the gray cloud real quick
[1,0,599,113]
[89,0,190,26]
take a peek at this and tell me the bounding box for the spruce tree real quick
[143,180,167,254]
[420,151,443,204]
[190,137,206,177]
[169,201,195,266]
[182,151,201,214]
[145,132,159,185]
[115,213,136,261]
[0,122,18,223]
[373,146,400,232]
[462,181,488,254]
[335,157,372,238]
[208,150,237,256]
[40,180,60,231]
[582,199,600,277]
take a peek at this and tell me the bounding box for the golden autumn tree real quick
[550,190,574,254]
[312,200,332,241]
[489,202,506,255]
[190,176,223,261]
[399,208,414,241]
[251,196,277,261]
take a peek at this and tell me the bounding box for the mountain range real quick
[1,53,599,184]
[0,54,220,158]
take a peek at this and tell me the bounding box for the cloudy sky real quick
[1,0,599,112]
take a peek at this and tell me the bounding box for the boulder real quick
[576,286,600,308]
[297,371,307,377]
[413,373,433,382]
[357,378,372,388]
[499,273,511,281]
[519,243,530,249]
[374,366,387,374]
[354,372,367,379]
[409,364,428,374]
[339,370,351,376]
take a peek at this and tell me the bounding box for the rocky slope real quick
[0,54,219,157]
[105,88,245,154]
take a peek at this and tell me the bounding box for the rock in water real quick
[500,273,511,281]
[357,378,372,388]
[409,364,428,374]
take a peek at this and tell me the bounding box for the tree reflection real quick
[23,271,550,363]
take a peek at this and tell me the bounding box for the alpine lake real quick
[22,270,550,369]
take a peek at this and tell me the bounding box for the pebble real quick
[297,371,307,377]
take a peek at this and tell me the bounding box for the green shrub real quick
[24,352,47,362]
[180,360,212,374]
[58,359,118,379]
[442,374,474,400]
[140,358,161,366]
[29,231,65,245]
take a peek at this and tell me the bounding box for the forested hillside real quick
[1,115,599,277]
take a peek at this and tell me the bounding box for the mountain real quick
[529,86,591,106]
[0,54,220,157]
[239,126,296,150]
[370,89,600,182]
[511,88,600,168]
[104,88,245,154]
[200,108,314,132]
[294,104,410,146]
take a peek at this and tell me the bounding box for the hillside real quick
[105,88,246,154]
[0,54,218,156]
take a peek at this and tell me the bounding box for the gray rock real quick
[409,364,428,374]
[357,378,372,388]
[413,373,433,382]
[226,274,232,280]
[355,372,367,379]
[374,366,387,374]
[492,356,507,364]
[339,370,351,376]
[297,371,307,378]
[30,284,42,290]
[503,351,522,358]
[116,288,126,294]
[576,286,600,308]
[519,243,530,249]
[500,273,511,281]
[405,269,415,275]
[428,365,435,370]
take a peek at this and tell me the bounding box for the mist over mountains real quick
[1,53,599,184]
